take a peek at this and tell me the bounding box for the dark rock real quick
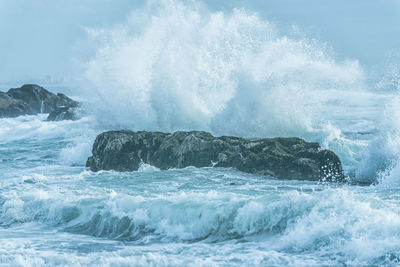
[46,106,79,121]
[0,91,33,117]
[0,84,79,119]
[7,84,78,113]
[86,130,346,182]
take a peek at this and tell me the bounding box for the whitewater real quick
[2,1,400,266]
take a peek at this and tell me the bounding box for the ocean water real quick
[2,116,400,266]
[2,0,400,266]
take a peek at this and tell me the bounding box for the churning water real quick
[2,0,400,266]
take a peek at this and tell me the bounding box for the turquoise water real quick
[1,115,400,266]
[2,1,400,265]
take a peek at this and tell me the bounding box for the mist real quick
[0,0,399,89]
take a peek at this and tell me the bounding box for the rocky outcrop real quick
[0,84,79,120]
[0,92,32,117]
[86,130,346,182]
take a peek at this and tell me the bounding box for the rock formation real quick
[0,92,32,117]
[0,84,79,120]
[86,130,346,182]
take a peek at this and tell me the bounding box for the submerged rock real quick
[86,130,345,182]
[0,84,79,119]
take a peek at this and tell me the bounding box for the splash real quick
[355,64,400,184]
[75,0,400,183]
[84,0,367,140]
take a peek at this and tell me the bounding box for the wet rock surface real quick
[0,92,32,117]
[0,84,79,119]
[46,106,79,121]
[86,130,345,182]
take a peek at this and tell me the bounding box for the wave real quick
[3,182,400,263]
[361,96,400,185]
[0,114,97,168]
[79,0,400,184]
[0,114,91,142]
[1,0,399,184]
[83,0,368,138]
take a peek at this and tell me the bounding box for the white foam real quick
[0,115,92,142]
[83,0,369,140]
[76,0,400,183]
[138,163,160,172]
[2,183,400,265]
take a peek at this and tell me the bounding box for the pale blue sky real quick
[0,0,399,86]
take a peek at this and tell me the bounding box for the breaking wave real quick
[83,0,367,138]
[80,0,400,184]
[2,178,400,266]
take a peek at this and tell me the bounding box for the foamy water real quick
[2,0,400,266]
[1,116,400,266]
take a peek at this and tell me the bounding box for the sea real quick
[2,0,400,266]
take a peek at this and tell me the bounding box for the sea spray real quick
[80,0,400,183]
[0,1,397,184]
[2,1,400,265]
[83,0,367,138]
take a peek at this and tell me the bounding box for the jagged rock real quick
[7,84,78,113]
[46,106,79,121]
[0,84,79,119]
[0,92,33,117]
[86,130,346,182]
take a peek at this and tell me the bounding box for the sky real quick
[0,0,399,87]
